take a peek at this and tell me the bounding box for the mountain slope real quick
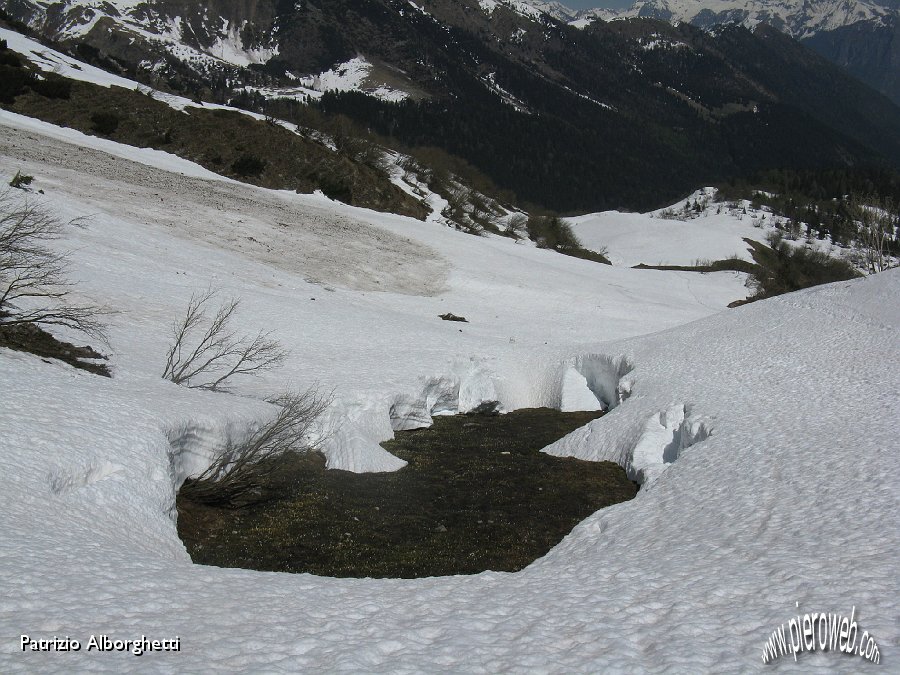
[4,1,900,212]
[802,14,900,105]
[601,0,900,104]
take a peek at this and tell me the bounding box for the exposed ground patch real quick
[0,320,109,375]
[177,408,637,578]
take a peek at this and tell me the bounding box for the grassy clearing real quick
[177,408,637,578]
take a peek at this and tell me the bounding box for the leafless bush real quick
[162,288,287,391]
[853,197,897,274]
[444,185,471,213]
[507,213,528,237]
[656,207,682,221]
[0,190,106,339]
[181,388,332,507]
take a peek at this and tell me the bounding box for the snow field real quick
[569,188,775,267]
[0,111,897,672]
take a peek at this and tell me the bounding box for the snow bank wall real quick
[316,352,643,474]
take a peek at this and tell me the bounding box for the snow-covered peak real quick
[480,0,593,22]
[510,0,898,38]
[617,0,898,38]
[15,0,280,69]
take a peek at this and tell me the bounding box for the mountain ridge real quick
[534,0,900,103]
[4,0,900,212]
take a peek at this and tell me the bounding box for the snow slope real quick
[0,26,265,115]
[569,187,857,269]
[0,112,897,672]
[569,189,778,267]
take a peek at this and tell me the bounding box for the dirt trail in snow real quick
[0,125,449,295]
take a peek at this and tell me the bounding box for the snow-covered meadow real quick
[0,109,897,672]
[570,188,781,267]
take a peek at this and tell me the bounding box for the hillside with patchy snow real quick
[7,2,900,212]
[0,99,897,673]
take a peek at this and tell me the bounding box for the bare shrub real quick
[181,388,332,507]
[343,136,388,170]
[507,213,528,237]
[592,243,611,260]
[0,190,105,338]
[162,288,287,391]
[526,214,579,251]
[853,197,898,273]
[442,185,474,230]
[657,207,682,221]
[746,232,860,299]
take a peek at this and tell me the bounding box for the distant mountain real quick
[616,0,896,38]
[576,0,900,104]
[802,14,900,105]
[498,0,900,104]
[4,0,900,212]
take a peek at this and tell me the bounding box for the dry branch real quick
[181,388,332,507]
[162,288,287,391]
[0,189,106,339]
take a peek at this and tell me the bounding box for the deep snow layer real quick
[0,112,897,672]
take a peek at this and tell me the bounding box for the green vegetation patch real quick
[177,408,637,578]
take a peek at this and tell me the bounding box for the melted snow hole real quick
[167,354,649,577]
[544,355,714,485]
[560,353,634,412]
[167,351,711,578]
